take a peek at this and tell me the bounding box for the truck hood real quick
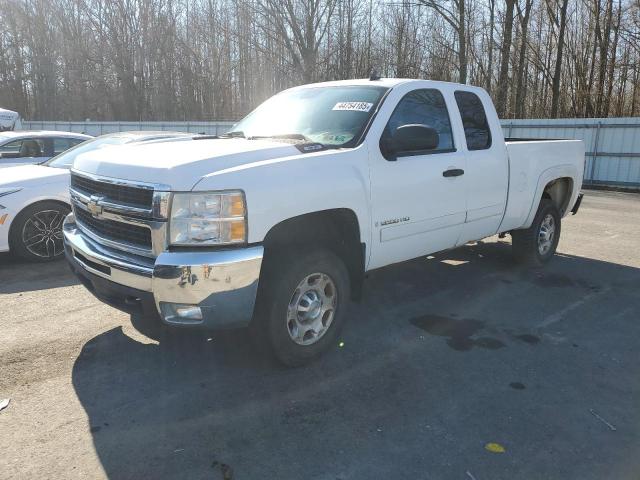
[73,138,302,190]
[0,164,69,188]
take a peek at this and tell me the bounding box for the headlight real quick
[169,191,246,246]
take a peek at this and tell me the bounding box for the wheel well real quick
[8,199,70,240]
[542,177,573,215]
[262,209,365,300]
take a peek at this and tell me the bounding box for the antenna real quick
[369,69,381,81]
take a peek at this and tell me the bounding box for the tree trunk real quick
[514,0,533,118]
[458,0,467,83]
[550,0,570,118]
[486,0,495,91]
[495,0,516,117]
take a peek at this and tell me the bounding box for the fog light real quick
[160,302,203,324]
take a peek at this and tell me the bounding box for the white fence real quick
[501,117,640,188]
[23,120,235,136]
[24,117,640,188]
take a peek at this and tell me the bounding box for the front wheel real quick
[251,248,351,367]
[9,201,70,262]
[512,198,561,265]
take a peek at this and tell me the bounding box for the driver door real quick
[367,87,467,269]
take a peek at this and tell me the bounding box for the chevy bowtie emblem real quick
[87,195,104,217]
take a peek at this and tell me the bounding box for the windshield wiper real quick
[220,130,245,138]
[193,130,245,140]
[248,133,311,142]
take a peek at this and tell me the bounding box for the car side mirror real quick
[381,124,440,160]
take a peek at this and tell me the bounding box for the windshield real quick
[233,85,388,147]
[43,136,131,169]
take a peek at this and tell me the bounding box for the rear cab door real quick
[366,81,468,269]
[452,88,509,245]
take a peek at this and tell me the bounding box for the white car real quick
[0,131,193,262]
[65,78,585,365]
[0,130,92,167]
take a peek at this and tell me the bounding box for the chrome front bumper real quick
[63,213,263,328]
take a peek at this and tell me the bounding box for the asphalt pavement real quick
[1,189,639,479]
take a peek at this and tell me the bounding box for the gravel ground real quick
[1,189,639,480]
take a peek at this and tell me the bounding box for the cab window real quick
[454,91,492,150]
[381,89,455,157]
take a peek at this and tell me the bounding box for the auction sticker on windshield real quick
[332,102,374,112]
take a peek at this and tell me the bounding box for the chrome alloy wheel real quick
[538,213,556,256]
[21,209,66,259]
[287,272,338,346]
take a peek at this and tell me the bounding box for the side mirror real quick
[381,124,440,160]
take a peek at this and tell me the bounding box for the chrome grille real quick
[75,207,152,249]
[69,171,169,257]
[71,173,153,210]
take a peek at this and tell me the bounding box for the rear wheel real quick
[512,198,561,265]
[251,247,350,366]
[10,201,70,262]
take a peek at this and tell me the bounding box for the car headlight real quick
[169,191,247,246]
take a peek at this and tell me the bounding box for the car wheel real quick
[9,201,70,262]
[251,247,351,367]
[512,198,561,265]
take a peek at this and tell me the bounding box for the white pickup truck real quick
[63,78,585,365]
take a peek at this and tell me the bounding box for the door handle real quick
[443,168,464,177]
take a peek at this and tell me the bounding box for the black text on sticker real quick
[332,102,374,112]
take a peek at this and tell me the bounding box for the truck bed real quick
[499,139,585,233]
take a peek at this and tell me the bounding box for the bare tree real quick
[0,0,637,121]
[495,0,516,116]
[416,0,468,83]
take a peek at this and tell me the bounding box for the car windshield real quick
[43,136,130,169]
[232,85,388,147]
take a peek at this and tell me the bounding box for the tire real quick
[9,201,70,262]
[512,198,561,265]
[251,247,351,367]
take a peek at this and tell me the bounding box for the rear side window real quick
[383,89,454,153]
[455,91,491,150]
[53,138,84,155]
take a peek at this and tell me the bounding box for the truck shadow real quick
[71,240,640,479]
[0,253,79,294]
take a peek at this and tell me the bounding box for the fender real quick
[523,164,579,229]
[192,145,372,257]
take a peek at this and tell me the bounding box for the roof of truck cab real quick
[286,78,480,91]
[295,78,412,88]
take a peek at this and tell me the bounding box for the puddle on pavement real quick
[509,382,526,390]
[410,315,505,351]
[530,272,601,291]
[531,272,575,288]
[514,333,540,344]
[410,315,543,352]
